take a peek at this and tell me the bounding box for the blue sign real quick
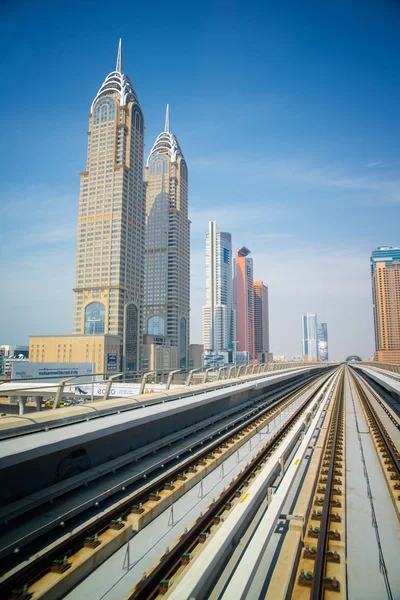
[107,353,117,370]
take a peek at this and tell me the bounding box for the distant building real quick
[203,352,229,367]
[0,345,15,358]
[202,222,234,364]
[234,247,255,360]
[189,344,204,369]
[29,335,121,376]
[4,357,29,378]
[317,323,329,361]
[235,351,250,366]
[273,354,287,363]
[371,246,400,363]
[302,313,318,361]
[144,105,190,369]
[72,40,145,372]
[253,281,270,363]
[0,345,29,376]
[141,334,178,372]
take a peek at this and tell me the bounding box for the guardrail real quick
[0,362,328,415]
[358,361,400,375]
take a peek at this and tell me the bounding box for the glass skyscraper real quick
[254,282,270,362]
[317,322,328,361]
[73,40,145,372]
[202,221,234,358]
[302,313,318,361]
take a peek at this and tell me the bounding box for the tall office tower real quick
[317,322,328,361]
[73,41,145,372]
[235,247,255,360]
[370,246,400,363]
[144,106,190,368]
[202,222,233,357]
[302,313,318,361]
[253,281,270,362]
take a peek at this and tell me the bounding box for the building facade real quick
[189,344,204,368]
[371,246,400,363]
[202,221,234,361]
[29,335,121,375]
[253,281,270,362]
[317,322,328,361]
[144,106,190,369]
[234,247,255,360]
[72,40,145,372]
[302,313,318,361]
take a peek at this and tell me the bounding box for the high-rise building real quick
[253,281,270,362]
[144,106,190,368]
[202,221,234,359]
[370,246,400,363]
[234,247,255,360]
[72,40,145,372]
[317,322,328,361]
[302,313,318,361]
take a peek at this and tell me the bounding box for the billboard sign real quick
[107,353,117,370]
[11,362,93,383]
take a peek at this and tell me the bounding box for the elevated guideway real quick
[0,366,332,509]
[0,366,335,599]
[351,362,400,402]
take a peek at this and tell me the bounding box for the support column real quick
[18,396,26,415]
[34,396,43,412]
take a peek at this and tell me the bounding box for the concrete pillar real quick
[34,396,43,412]
[18,396,26,415]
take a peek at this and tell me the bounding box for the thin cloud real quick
[190,154,400,205]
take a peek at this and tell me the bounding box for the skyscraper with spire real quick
[144,106,190,368]
[73,40,145,372]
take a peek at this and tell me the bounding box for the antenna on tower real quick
[165,104,170,133]
[116,38,122,72]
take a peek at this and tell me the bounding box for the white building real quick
[302,313,318,361]
[202,221,234,361]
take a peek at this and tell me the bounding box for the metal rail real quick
[0,373,330,598]
[126,375,333,600]
[310,370,345,598]
[351,371,400,491]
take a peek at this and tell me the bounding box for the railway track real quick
[350,369,400,517]
[291,368,346,599]
[0,372,331,599]
[125,371,339,600]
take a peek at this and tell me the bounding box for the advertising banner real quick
[107,353,117,370]
[12,362,93,382]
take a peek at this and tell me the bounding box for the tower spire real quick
[116,38,122,72]
[165,104,170,132]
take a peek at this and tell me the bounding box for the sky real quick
[0,0,399,361]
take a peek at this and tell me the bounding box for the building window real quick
[179,317,187,368]
[94,98,115,124]
[125,303,138,371]
[148,315,165,336]
[84,302,105,334]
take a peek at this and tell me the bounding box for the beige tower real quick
[253,281,270,362]
[73,40,145,372]
[372,260,400,363]
[144,106,190,368]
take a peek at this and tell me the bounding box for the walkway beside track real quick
[65,401,302,600]
[346,370,400,600]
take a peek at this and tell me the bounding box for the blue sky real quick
[1,0,399,360]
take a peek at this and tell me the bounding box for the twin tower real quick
[72,41,190,372]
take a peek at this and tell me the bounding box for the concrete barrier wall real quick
[0,368,328,507]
